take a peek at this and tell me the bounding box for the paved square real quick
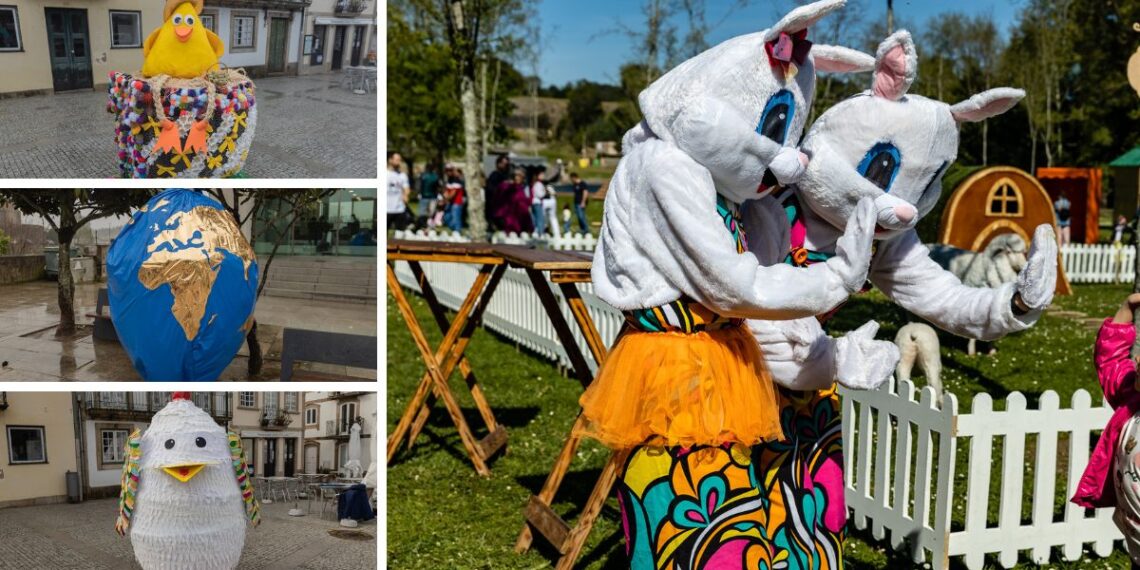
[0,281,377,381]
[0,73,377,178]
[0,497,377,570]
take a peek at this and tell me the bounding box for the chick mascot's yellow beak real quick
[141,0,224,79]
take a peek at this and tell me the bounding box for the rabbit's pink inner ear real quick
[872,44,908,100]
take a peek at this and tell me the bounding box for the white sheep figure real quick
[929,233,1029,354]
[894,322,943,399]
[115,392,260,570]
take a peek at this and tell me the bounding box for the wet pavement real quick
[0,281,377,381]
[0,497,377,570]
[0,73,377,178]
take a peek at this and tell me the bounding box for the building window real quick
[7,426,46,464]
[100,428,130,466]
[284,392,299,413]
[200,11,216,32]
[239,392,257,408]
[264,392,280,418]
[0,6,21,51]
[109,10,141,48]
[231,14,256,50]
[304,406,319,426]
[986,179,1023,218]
[339,402,356,434]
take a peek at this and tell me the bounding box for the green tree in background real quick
[0,190,153,336]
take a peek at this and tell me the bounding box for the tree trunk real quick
[56,193,77,336]
[982,120,988,166]
[1133,238,1140,357]
[246,320,263,377]
[461,75,486,240]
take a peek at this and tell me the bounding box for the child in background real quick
[1073,293,1140,569]
[562,204,572,235]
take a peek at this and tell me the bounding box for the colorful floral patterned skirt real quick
[616,385,845,570]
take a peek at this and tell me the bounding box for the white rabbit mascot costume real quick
[576,1,881,567]
[115,392,260,570]
[743,30,1055,566]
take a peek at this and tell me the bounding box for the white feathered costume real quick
[745,30,1055,391]
[115,392,260,570]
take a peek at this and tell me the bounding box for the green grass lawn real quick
[387,283,1135,569]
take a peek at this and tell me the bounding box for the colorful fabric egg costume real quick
[107,0,256,178]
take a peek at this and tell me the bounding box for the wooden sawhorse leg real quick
[386,261,507,476]
[515,271,630,567]
[404,260,504,454]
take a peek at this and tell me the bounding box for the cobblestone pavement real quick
[0,281,377,381]
[0,73,377,178]
[0,497,377,570]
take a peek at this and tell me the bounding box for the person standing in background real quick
[419,162,441,228]
[1054,191,1071,246]
[387,151,411,231]
[540,167,561,240]
[442,164,466,231]
[485,154,512,232]
[569,172,591,234]
[529,167,547,236]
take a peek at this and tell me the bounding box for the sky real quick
[537,0,1024,86]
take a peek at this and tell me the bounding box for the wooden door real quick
[331,26,345,70]
[264,438,277,477]
[349,25,363,67]
[268,17,288,73]
[45,8,92,92]
[304,444,317,474]
[284,438,296,476]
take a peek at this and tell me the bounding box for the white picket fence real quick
[391,255,1123,568]
[397,231,1136,285]
[394,229,598,251]
[1062,243,1135,284]
[842,379,1119,568]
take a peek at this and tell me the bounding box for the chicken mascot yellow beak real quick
[162,463,207,483]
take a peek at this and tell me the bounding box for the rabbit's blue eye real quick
[858,142,901,192]
[757,90,795,144]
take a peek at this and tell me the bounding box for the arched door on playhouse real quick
[938,165,1071,294]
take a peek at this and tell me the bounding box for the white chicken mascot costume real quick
[115,392,260,569]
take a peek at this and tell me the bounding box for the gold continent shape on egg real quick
[138,206,257,341]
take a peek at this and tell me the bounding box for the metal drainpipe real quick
[73,393,87,503]
[298,5,306,76]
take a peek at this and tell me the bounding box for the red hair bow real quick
[765,30,812,71]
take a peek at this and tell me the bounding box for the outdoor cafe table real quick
[385,239,624,569]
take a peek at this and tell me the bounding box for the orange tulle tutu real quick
[576,324,784,449]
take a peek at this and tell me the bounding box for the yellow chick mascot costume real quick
[107,0,257,178]
[142,0,223,78]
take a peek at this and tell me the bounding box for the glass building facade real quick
[250,189,377,257]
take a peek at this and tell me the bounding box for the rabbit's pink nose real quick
[893,204,917,224]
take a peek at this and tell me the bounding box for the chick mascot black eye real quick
[196,437,207,448]
[164,439,175,449]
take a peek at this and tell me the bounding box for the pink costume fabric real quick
[1072,319,1140,508]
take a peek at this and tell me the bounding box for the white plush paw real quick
[835,321,900,390]
[830,198,876,293]
[1015,224,1058,311]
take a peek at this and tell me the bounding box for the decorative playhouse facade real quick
[938,165,1071,294]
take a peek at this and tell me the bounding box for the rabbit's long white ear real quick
[812,44,875,73]
[949,88,1026,123]
[872,30,917,100]
[763,0,846,41]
